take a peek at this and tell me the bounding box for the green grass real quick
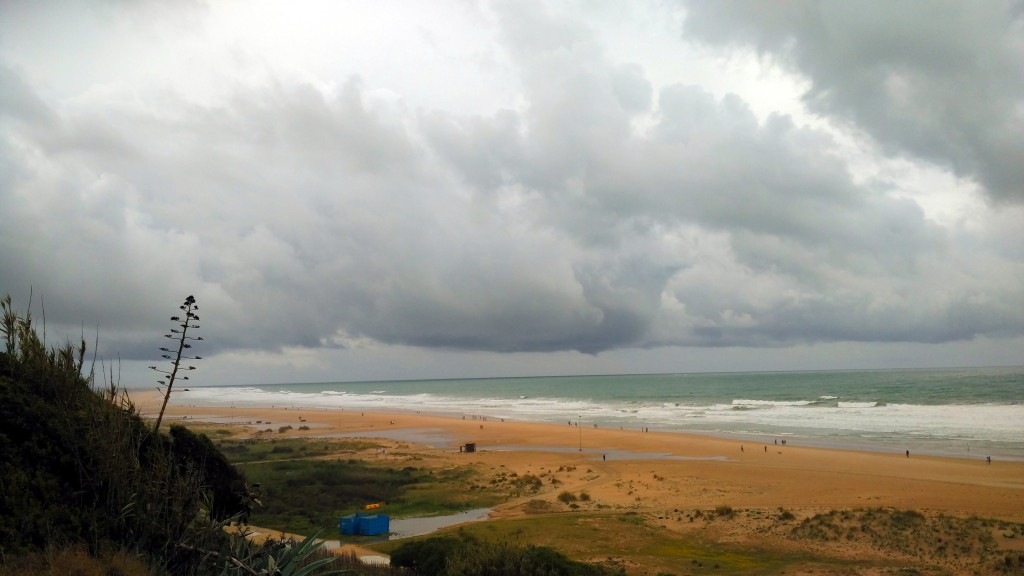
[215,437,381,463]
[194,427,506,536]
[374,514,799,575]
[238,458,503,535]
[791,507,1018,570]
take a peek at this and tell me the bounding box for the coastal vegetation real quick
[3,293,1023,575]
[203,415,1024,575]
[151,295,203,432]
[196,430,505,533]
[0,295,342,575]
[0,294,622,576]
[241,458,490,533]
[207,422,1024,575]
[388,534,625,575]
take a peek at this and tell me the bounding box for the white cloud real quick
[0,1,1021,385]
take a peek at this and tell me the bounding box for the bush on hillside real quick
[390,535,624,576]
[390,536,466,575]
[0,295,251,573]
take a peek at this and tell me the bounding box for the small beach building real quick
[339,513,390,536]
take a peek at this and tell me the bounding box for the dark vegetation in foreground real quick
[389,534,625,575]
[0,295,338,575]
[5,294,1023,575]
[0,297,238,558]
[0,295,358,573]
[0,295,623,575]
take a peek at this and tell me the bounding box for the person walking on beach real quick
[906,450,910,458]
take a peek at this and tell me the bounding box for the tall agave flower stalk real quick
[150,295,202,432]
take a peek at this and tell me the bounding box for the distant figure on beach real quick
[906,450,910,458]
[603,454,606,461]
[764,446,767,453]
[774,439,777,445]
[740,445,744,452]
[986,456,991,464]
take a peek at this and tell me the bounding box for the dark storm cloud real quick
[1,1,1021,373]
[680,0,1024,203]
[0,61,657,357]
[426,2,1023,350]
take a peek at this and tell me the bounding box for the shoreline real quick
[138,369,1024,463]
[143,387,1021,463]
[133,388,1024,523]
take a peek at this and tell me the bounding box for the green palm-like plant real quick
[218,528,347,576]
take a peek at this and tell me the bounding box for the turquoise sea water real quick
[175,366,1024,460]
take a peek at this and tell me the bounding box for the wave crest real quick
[838,401,879,408]
[732,399,815,407]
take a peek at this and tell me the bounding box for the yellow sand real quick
[133,388,1024,523]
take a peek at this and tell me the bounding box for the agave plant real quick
[150,295,203,432]
[223,529,347,576]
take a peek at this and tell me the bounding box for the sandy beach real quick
[133,388,1023,524]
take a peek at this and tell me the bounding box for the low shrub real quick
[391,535,624,576]
[715,505,735,518]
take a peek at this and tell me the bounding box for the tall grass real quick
[0,294,349,575]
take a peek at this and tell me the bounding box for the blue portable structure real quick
[339,513,390,536]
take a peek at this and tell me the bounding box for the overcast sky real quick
[2,1,1022,386]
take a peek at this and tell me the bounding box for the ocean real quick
[172,366,1024,460]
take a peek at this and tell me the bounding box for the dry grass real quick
[787,507,1024,574]
[0,545,152,576]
